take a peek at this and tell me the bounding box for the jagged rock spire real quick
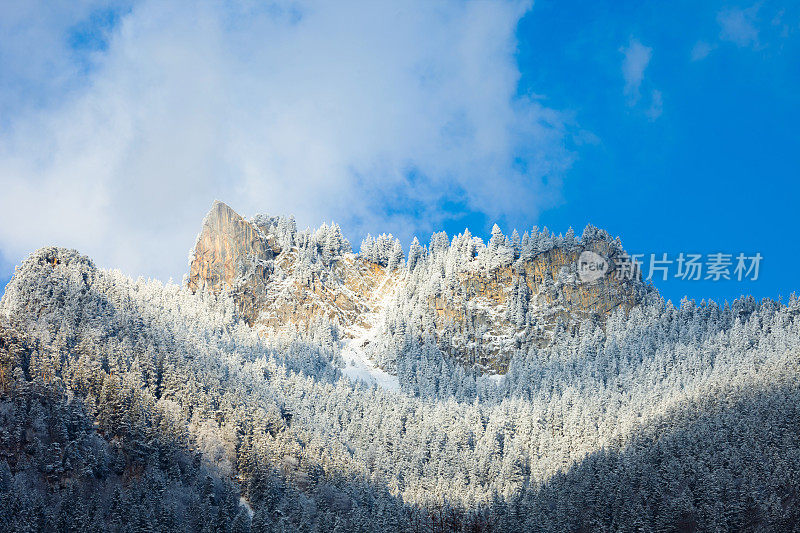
[187,201,282,325]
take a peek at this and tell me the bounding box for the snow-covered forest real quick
[1,226,799,531]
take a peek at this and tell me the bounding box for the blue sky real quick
[442,0,800,304]
[526,0,799,304]
[1,0,798,306]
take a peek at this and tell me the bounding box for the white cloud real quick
[690,41,715,61]
[620,38,652,104]
[646,89,663,120]
[0,1,109,122]
[0,0,575,282]
[718,5,760,48]
[692,4,795,61]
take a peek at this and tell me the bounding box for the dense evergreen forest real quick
[1,237,799,532]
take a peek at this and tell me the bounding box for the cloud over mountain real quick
[0,0,573,282]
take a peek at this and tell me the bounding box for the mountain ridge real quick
[0,221,798,531]
[187,200,650,374]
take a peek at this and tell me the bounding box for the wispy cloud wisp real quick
[0,0,575,282]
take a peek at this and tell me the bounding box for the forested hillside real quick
[1,225,799,531]
[186,201,646,377]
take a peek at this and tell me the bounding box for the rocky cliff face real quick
[187,201,648,374]
[251,251,384,336]
[187,200,280,324]
[187,201,391,334]
[428,239,643,372]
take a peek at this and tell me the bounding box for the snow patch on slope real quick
[341,271,401,392]
[486,373,506,385]
[341,339,400,391]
